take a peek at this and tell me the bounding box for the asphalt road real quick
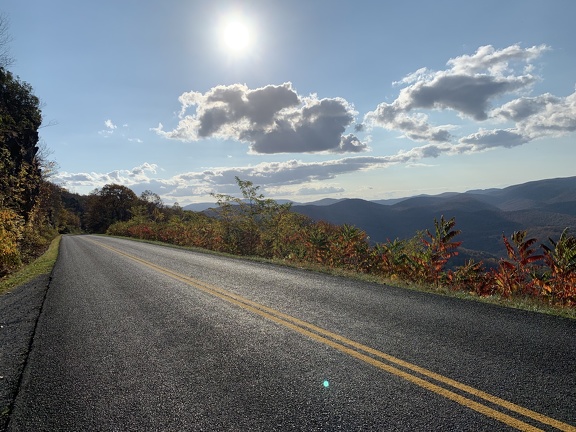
[6,235,576,431]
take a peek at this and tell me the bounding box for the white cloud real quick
[99,119,144,143]
[55,163,160,190]
[104,119,117,130]
[152,44,572,160]
[494,90,576,140]
[493,93,561,122]
[99,119,118,137]
[458,129,528,150]
[153,82,368,154]
[446,44,548,76]
[365,44,551,145]
[130,162,158,176]
[365,104,452,143]
[397,73,535,121]
[59,44,576,202]
[52,146,450,201]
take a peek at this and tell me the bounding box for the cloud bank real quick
[62,44,575,201]
[52,141,491,200]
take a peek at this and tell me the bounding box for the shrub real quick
[0,209,24,276]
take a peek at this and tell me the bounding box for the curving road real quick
[7,235,576,431]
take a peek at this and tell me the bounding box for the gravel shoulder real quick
[0,275,50,431]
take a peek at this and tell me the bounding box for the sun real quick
[219,16,253,55]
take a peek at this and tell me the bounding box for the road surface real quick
[7,235,576,431]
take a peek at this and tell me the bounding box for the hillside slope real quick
[293,176,576,262]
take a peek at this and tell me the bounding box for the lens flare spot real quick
[323,380,330,388]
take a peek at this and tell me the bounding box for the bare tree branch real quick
[0,12,14,67]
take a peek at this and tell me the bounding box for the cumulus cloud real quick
[397,73,535,121]
[53,102,570,202]
[153,44,573,159]
[446,44,548,76]
[60,44,576,202]
[153,82,367,154]
[493,93,561,122]
[494,90,576,139]
[365,44,550,146]
[147,43,575,179]
[365,103,453,143]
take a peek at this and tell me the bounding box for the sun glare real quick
[220,16,253,55]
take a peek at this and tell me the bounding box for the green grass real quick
[0,235,61,295]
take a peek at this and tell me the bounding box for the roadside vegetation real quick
[0,235,60,295]
[106,177,576,312]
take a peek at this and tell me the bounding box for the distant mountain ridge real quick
[291,176,576,264]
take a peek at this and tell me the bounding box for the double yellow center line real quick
[91,238,575,432]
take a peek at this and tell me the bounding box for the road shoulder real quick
[0,275,50,432]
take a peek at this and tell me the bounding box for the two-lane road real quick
[8,235,576,431]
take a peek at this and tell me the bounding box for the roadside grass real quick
[0,235,61,296]
[106,235,576,320]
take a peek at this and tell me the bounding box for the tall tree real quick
[0,67,42,220]
[139,189,164,221]
[84,184,138,233]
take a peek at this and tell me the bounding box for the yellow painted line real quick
[88,238,575,432]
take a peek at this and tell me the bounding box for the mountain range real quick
[184,176,576,265]
[292,176,576,265]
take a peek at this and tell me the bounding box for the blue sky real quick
[3,0,576,204]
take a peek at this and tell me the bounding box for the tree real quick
[211,177,292,255]
[0,67,43,219]
[0,13,14,68]
[139,189,164,222]
[84,184,138,233]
